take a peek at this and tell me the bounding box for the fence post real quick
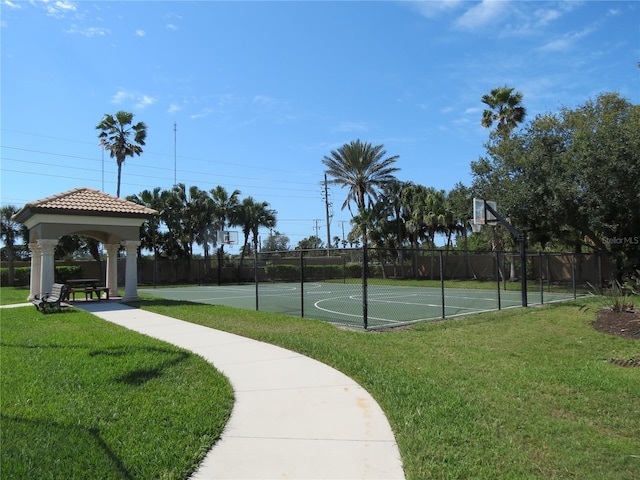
[572,253,577,300]
[440,250,445,319]
[520,232,528,308]
[254,251,259,311]
[496,250,502,310]
[362,244,368,330]
[539,251,544,305]
[300,249,305,318]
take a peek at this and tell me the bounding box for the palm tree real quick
[96,111,147,197]
[481,86,526,137]
[210,185,241,255]
[323,139,399,255]
[380,180,408,249]
[322,140,400,215]
[402,183,428,250]
[1,205,23,286]
[423,189,447,249]
[236,197,277,273]
[127,187,164,258]
[188,186,216,264]
[160,184,192,259]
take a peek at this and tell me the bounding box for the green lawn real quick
[2,286,638,479]
[0,300,233,480]
[133,297,639,480]
[0,286,31,306]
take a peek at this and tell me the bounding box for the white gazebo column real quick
[104,243,120,298]
[37,239,59,297]
[28,242,42,300]
[121,240,141,302]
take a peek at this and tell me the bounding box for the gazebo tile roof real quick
[25,187,157,216]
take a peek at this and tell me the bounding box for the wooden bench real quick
[32,283,70,313]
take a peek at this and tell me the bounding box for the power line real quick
[1,127,322,178]
[1,155,320,194]
[1,145,320,188]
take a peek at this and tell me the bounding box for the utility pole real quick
[173,122,177,185]
[323,174,332,255]
[313,219,321,248]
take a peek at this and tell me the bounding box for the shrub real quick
[264,264,299,281]
[0,267,30,286]
[0,266,83,287]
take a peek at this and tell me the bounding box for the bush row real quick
[263,263,382,281]
[0,266,83,286]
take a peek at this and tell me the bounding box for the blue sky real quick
[1,0,638,250]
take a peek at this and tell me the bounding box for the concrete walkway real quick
[73,301,405,479]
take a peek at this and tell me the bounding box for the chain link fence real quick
[5,247,606,329]
[136,248,604,330]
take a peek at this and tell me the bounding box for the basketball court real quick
[138,282,577,330]
[138,202,582,329]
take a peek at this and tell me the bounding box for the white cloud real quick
[253,95,275,105]
[168,103,182,114]
[332,121,368,133]
[135,95,156,109]
[410,0,464,19]
[455,0,510,30]
[533,7,562,26]
[539,26,595,52]
[4,1,22,9]
[110,90,156,109]
[135,29,146,37]
[111,90,132,104]
[43,0,77,18]
[166,23,178,31]
[65,24,109,36]
[190,108,213,119]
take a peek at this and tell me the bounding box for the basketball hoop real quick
[471,223,483,233]
[217,230,239,246]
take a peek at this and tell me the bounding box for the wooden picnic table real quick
[66,279,109,301]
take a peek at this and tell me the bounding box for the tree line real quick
[2,89,638,284]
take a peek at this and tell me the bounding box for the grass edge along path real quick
[0,305,234,480]
[133,297,639,480]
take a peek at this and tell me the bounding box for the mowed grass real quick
[0,286,31,306]
[132,297,639,480]
[0,302,234,480]
[2,285,638,479]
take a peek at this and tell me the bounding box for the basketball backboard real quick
[472,198,498,226]
[217,230,239,245]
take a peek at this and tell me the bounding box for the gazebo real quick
[12,187,158,302]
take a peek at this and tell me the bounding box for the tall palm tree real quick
[1,205,23,286]
[96,111,147,197]
[423,188,447,248]
[127,187,164,258]
[188,186,216,264]
[380,180,408,250]
[210,185,241,255]
[481,86,526,137]
[236,197,277,272]
[161,184,192,259]
[322,139,400,215]
[402,183,428,250]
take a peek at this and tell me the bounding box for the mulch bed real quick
[591,308,640,367]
